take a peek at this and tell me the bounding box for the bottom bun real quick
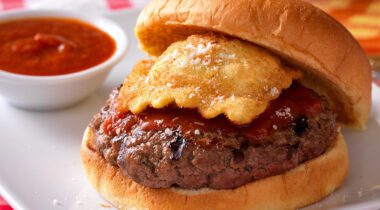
[81,127,348,210]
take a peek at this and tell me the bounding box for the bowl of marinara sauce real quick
[0,10,127,110]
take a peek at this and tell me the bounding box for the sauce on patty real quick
[103,83,323,144]
[0,18,116,76]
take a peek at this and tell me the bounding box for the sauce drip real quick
[103,83,323,143]
[0,18,116,76]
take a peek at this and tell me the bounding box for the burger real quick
[81,0,372,209]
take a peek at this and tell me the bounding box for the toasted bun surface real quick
[81,127,348,210]
[135,0,371,129]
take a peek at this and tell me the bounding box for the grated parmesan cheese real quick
[270,87,279,96]
[164,128,173,136]
[155,119,163,125]
[275,107,293,119]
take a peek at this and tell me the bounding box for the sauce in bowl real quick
[0,18,116,76]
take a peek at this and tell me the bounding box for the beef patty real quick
[91,83,337,189]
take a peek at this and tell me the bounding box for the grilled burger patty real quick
[91,83,337,189]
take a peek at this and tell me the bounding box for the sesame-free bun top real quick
[135,0,372,129]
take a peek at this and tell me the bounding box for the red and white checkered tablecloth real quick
[0,0,148,11]
[0,2,149,210]
[0,196,12,210]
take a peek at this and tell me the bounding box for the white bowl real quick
[0,10,127,110]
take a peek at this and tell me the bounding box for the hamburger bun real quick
[81,0,371,209]
[135,0,372,129]
[81,126,348,210]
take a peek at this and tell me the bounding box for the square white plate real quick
[0,9,379,210]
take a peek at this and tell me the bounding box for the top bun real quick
[135,0,372,129]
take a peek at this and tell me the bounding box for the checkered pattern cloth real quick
[0,196,12,210]
[0,0,149,11]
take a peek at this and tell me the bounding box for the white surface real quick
[0,10,127,110]
[0,9,379,210]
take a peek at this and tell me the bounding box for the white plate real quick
[0,9,379,210]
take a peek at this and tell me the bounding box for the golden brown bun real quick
[81,127,348,210]
[135,0,372,129]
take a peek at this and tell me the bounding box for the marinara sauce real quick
[0,18,116,76]
[103,83,323,144]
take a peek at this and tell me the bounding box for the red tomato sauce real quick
[103,83,323,144]
[0,18,116,76]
